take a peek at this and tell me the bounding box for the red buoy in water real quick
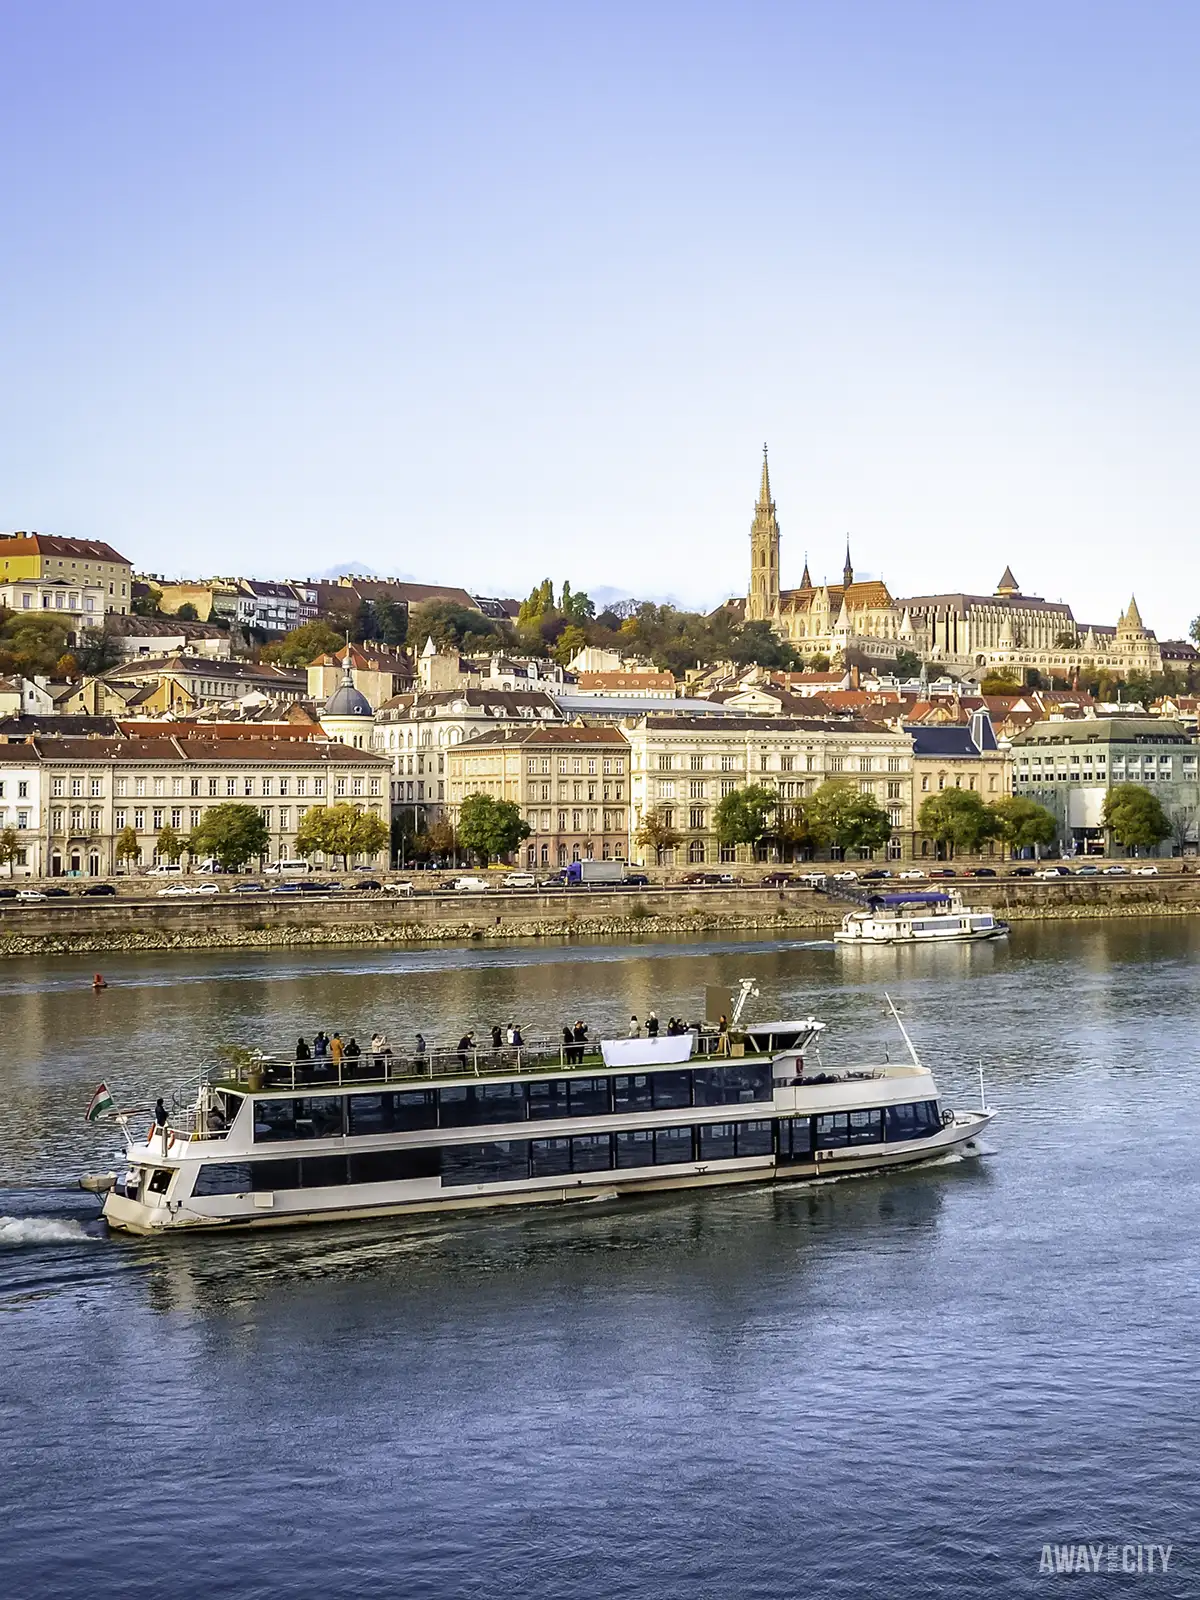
[92,973,107,990]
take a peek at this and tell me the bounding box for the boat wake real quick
[0,1215,96,1246]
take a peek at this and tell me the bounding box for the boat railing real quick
[211,1030,732,1093]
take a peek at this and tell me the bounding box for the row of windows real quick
[197,1105,944,1194]
[252,1065,776,1142]
[46,774,381,799]
[653,754,905,773]
[104,803,380,834]
[522,757,626,776]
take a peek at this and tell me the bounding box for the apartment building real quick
[446,727,630,869]
[0,578,106,631]
[375,688,566,830]
[624,714,915,865]
[0,534,134,615]
[3,736,389,877]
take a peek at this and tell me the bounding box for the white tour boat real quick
[85,986,994,1235]
[834,890,1009,946]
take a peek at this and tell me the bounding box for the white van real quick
[147,863,182,876]
[452,876,491,893]
[265,859,313,876]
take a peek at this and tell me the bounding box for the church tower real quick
[747,444,780,622]
[842,539,854,589]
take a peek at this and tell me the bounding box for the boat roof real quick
[867,892,952,907]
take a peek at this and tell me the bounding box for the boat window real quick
[302,1155,349,1188]
[253,1096,343,1142]
[193,1162,252,1195]
[147,1168,173,1195]
[815,1113,851,1149]
[612,1075,654,1113]
[529,1137,573,1177]
[253,1159,302,1190]
[848,1109,884,1145]
[569,1133,613,1172]
[698,1122,738,1161]
[347,1091,437,1135]
[736,1120,773,1156]
[527,1079,570,1119]
[884,1101,941,1141]
[652,1071,692,1110]
[348,1148,440,1184]
[568,1078,611,1118]
[441,1140,531,1187]
[438,1082,528,1128]
[615,1129,655,1167]
[692,1062,773,1106]
[653,1125,694,1165]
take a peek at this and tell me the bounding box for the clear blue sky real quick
[1,1,1197,634]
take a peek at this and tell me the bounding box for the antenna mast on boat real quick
[730,978,759,1028]
[884,992,924,1070]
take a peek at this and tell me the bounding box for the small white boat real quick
[835,890,1009,945]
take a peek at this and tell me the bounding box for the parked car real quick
[157,885,191,897]
[861,869,890,882]
[146,863,182,877]
[352,880,383,892]
[1035,866,1069,878]
[385,881,416,896]
[44,886,70,897]
[0,887,17,898]
[1132,865,1160,876]
[16,889,46,901]
[1102,866,1128,876]
[503,872,538,889]
[929,868,958,879]
[453,876,491,893]
[539,872,567,887]
[81,883,117,895]
[1074,865,1100,876]
[622,874,651,887]
[190,883,220,896]
[269,883,302,895]
[682,871,720,885]
[231,882,265,893]
[760,872,796,887]
[831,870,859,881]
[971,867,997,878]
[795,872,826,887]
[898,869,926,880]
[1009,867,1035,877]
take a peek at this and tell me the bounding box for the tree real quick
[114,825,141,869]
[131,585,162,617]
[295,802,390,868]
[917,788,999,856]
[261,620,345,667]
[634,804,683,864]
[73,627,123,676]
[1190,617,1200,646]
[155,823,185,863]
[894,649,921,678]
[0,614,73,676]
[714,784,777,855]
[455,793,530,865]
[1102,784,1170,854]
[0,827,19,876]
[373,597,408,648]
[408,600,503,654]
[728,620,799,671]
[175,602,199,621]
[980,671,1022,695]
[806,652,831,673]
[187,803,269,871]
[554,624,589,667]
[988,795,1059,857]
[420,818,458,864]
[808,780,893,856]
[1168,806,1194,856]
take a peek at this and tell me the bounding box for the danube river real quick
[1,922,1196,1598]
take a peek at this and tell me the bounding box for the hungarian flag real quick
[85,1082,116,1122]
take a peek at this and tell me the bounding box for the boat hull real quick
[835,922,1009,945]
[101,1113,993,1235]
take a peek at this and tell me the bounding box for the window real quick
[347,1091,436,1134]
[612,1075,654,1113]
[720,779,736,798]
[226,778,237,796]
[829,757,843,773]
[653,1125,694,1165]
[152,809,163,830]
[859,757,872,773]
[52,778,64,797]
[348,1148,440,1184]
[134,809,145,830]
[90,777,102,797]
[336,778,347,796]
[720,755,735,771]
[887,756,902,772]
[887,781,902,799]
[780,756,794,772]
[569,1134,612,1173]
[690,754,704,771]
[253,1096,344,1142]
[437,1082,528,1127]
[615,1129,655,1167]
[689,780,706,799]
[697,1122,737,1160]
[441,1140,530,1186]
[690,807,705,830]
[17,781,27,799]
[884,1101,941,1140]
[691,1062,773,1105]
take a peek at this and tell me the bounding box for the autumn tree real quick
[634,804,684,865]
[0,827,20,876]
[155,823,185,863]
[261,620,345,667]
[295,802,389,868]
[989,796,1059,857]
[114,825,141,869]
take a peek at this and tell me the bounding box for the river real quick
[1,921,1196,1598]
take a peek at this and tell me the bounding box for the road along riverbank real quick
[0,877,1198,957]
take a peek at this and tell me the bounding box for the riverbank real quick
[1,878,1198,957]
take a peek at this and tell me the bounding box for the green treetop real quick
[456,793,531,865]
[1102,784,1170,852]
[917,788,999,855]
[186,803,269,871]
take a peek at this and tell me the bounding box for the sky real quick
[1,1,1198,634]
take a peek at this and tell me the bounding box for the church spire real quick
[800,551,812,589]
[843,539,853,589]
[746,443,780,623]
[758,442,772,507]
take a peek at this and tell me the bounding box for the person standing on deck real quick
[296,1037,311,1061]
[330,1033,344,1067]
[646,1012,659,1038]
[154,1098,168,1129]
[491,1025,503,1051]
[572,1020,589,1063]
[628,1016,640,1037]
[458,1031,474,1069]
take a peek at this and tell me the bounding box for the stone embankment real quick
[0,877,1198,959]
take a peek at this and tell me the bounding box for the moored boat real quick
[91,989,994,1235]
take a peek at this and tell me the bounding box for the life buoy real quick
[167,1131,177,1150]
[147,1125,155,1143]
